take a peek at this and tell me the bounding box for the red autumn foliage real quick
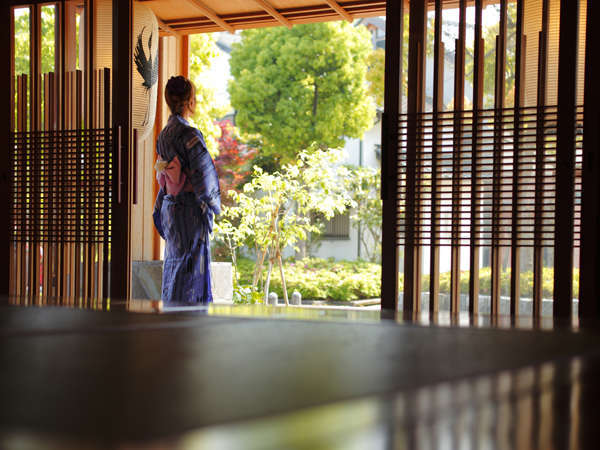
[214,119,257,205]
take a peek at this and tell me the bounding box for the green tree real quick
[14,7,57,75]
[477,3,517,107]
[368,6,518,110]
[228,22,375,163]
[188,33,227,157]
[214,148,355,304]
[345,165,382,262]
[366,48,385,106]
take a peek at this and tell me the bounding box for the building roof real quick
[137,0,385,35]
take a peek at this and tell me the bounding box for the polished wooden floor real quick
[1,299,600,449]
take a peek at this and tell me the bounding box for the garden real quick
[189,18,572,306]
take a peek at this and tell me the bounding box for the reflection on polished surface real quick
[1,299,600,448]
[169,359,592,450]
[5,295,581,331]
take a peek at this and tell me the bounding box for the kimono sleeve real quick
[183,128,221,215]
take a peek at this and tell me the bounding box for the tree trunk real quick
[278,251,289,306]
[264,250,273,304]
[254,206,280,287]
[253,247,267,288]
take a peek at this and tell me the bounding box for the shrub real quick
[235,257,381,302]
[232,257,580,302]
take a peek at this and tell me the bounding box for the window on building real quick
[321,212,350,240]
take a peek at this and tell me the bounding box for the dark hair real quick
[165,76,195,115]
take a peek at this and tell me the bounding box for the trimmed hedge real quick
[420,267,579,299]
[235,257,381,301]
[233,257,580,301]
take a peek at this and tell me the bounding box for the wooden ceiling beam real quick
[323,0,353,22]
[251,0,292,28]
[160,1,386,34]
[157,17,181,37]
[183,0,235,33]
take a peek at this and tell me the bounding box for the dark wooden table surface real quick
[1,300,600,449]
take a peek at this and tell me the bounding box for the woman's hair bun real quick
[165,76,195,115]
[166,76,189,96]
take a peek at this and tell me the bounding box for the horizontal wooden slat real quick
[396,105,583,248]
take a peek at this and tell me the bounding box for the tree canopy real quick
[188,34,227,157]
[15,6,57,76]
[228,22,376,162]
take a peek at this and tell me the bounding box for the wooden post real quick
[152,37,164,261]
[510,0,525,316]
[180,35,189,78]
[111,0,134,303]
[380,0,403,311]
[403,0,426,314]
[0,2,10,296]
[553,0,579,318]
[580,0,600,318]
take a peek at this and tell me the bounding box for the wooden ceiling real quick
[137,0,386,35]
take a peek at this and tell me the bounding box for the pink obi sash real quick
[155,156,193,196]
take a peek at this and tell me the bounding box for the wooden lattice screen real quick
[382,0,588,318]
[9,68,112,305]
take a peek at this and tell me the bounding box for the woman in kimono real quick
[153,76,221,305]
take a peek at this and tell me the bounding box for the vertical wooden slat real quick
[21,73,28,300]
[534,0,550,318]
[85,0,94,305]
[403,0,427,314]
[22,72,27,303]
[90,69,98,302]
[429,0,443,315]
[57,0,66,300]
[42,73,50,300]
[553,0,579,318]
[102,67,111,306]
[97,70,103,303]
[380,0,403,311]
[450,0,466,315]
[47,71,59,298]
[18,75,26,299]
[63,71,69,301]
[67,70,74,301]
[491,1,508,316]
[30,5,41,301]
[510,0,525,316]
[469,0,484,316]
[13,76,17,300]
[75,69,83,302]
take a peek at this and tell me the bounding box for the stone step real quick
[132,260,233,303]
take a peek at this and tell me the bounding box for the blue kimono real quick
[153,115,221,306]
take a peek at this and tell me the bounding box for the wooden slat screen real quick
[9,68,112,304]
[382,0,591,318]
[397,105,584,248]
[10,128,112,244]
